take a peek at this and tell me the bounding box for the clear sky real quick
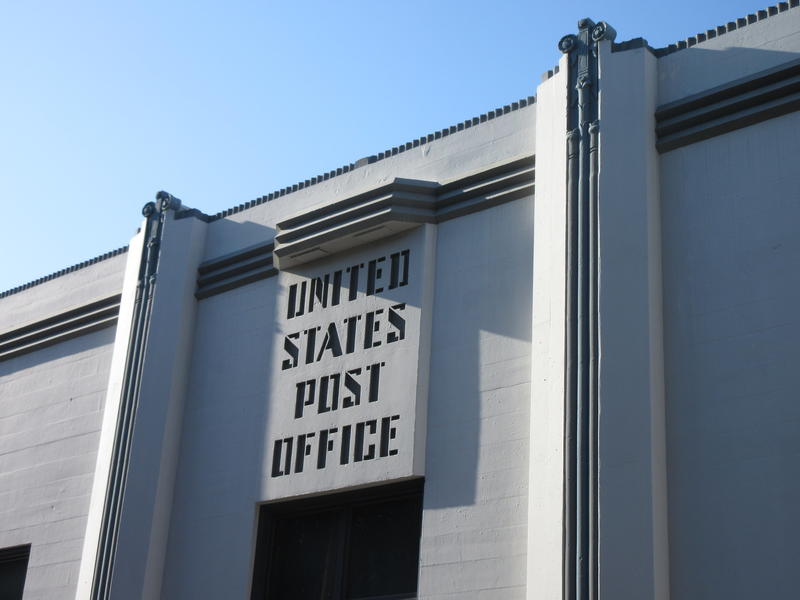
[0,0,770,292]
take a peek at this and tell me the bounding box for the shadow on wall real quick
[657,45,800,104]
[424,198,534,509]
[160,195,536,595]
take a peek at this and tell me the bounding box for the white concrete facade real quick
[1,4,800,599]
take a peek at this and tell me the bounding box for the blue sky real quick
[0,0,768,292]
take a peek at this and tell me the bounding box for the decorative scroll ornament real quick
[591,21,617,43]
[156,190,182,212]
[559,34,578,53]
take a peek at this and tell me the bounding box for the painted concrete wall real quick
[0,253,126,333]
[160,197,534,599]
[159,108,536,598]
[0,257,125,599]
[527,60,566,600]
[658,5,800,104]
[0,330,115,599]
[108,213,208,600]
[417,195,532,600]
[660,110,800,599]
[201,104,535,261]
[657,9,800,597]
[159,274,278,598]
[597,43,669,600]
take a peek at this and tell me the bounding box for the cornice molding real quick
[191,156,534,298]
[273,156,534,270]
[0,247,128,300]
[656,56,800,152]
[0,295,121,362]
[654,1,798,58]
[197,96,536,223]
[195,241,277,299]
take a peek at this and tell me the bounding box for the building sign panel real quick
[264,225,435,499]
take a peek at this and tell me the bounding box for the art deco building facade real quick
[1,3,799,598]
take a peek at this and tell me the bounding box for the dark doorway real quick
[251,479,423,600]
[0,545,30,600]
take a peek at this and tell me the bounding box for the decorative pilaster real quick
[559,19,615,600]
[89,192,180,600]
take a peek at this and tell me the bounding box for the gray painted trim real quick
[611,37,656,55]
[174,207,215,223]
[195,241,277,299]
[0,295,120,362]
[656,57,800,152]
[654,1,798,57]
[0,247,129,299]
[564,126,579,600]
[273,156,534,269]
[560,17,610,600]
[193,156,534,298]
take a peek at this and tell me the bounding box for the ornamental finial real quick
[155,191,182,212]
[591,21,617,43]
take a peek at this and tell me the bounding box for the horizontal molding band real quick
[195,242,277,300]
[195,156,534,297]
[0,295,121,362]
[273,155,535,269]
[656,57,800,152]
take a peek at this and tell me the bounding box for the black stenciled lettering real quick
[303,327,318,365]
[380,415,400,457]
[295,281,307,317]
[387,303,406,343]
[347,264,361,301]
[316,322,343,362]
[287,251,408,320]
[282,333,300,370]
[367,257,386,296]
[271,437,293,477]
[287,284,298,319]
[317,427,338,469]
[344,315,361,354]
[317,375,331,414]
[354,422,365,462]
[294,433,315,473]
[317,376,329,413]
[389,252,400,289]
[363,309,383,349]
[329,373,340,411]
[317,374,341,414]
[343,368,361,408]
[332,270,342,306]
[309,274,330,313]
[354,419,378,462]
[340,424,352,465]
[366,362,384,403]
[271,439,284,477]
[399,249,410,286]
[294,379,316,419]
